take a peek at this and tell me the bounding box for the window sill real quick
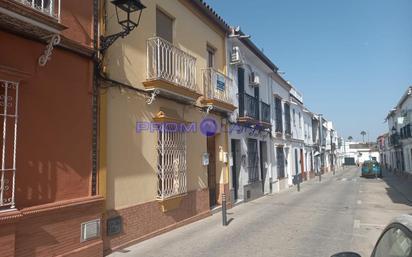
[157,193,187,213]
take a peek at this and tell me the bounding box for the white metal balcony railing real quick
[17,0,61,19]
[202,68,233,105]
[147,37,197,92]
[0,80,19,210]
[17,0,61,20]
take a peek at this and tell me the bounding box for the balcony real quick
[239,92,258,121]
[238,92,271,128]
[144,37,202,103]
[201,68,236,113]
[0,0,65,38]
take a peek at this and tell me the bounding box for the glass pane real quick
[374,227,412,257]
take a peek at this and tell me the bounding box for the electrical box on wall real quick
[107,216,122,236]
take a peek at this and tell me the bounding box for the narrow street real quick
[109,168,412,257]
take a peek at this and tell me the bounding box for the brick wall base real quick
[103,188,210,255]
[0,196,104,257]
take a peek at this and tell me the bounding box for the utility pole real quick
[331,131,335,175]
[319,114,323,182]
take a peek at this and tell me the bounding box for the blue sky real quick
[205,0,412,142]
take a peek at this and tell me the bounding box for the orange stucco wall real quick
[60,0,94,47]
[0,30,94,208]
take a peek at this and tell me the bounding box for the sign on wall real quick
[216,74,225,91]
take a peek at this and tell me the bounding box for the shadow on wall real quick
[15,55,94,209]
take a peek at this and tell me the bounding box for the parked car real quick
[331,214,412,257]
[361,160,382,178]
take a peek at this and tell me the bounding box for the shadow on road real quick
[380,169,412,207]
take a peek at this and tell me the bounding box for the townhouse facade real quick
[99,0,236,253]
[288,88,307,184]
[302,108,315,178]
[227,34,274,203]
[271,73,292,191]
[381,86,412,174]
[0,0,104,257]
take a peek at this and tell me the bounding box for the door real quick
[156,9,173,76]
[207,136,217,207]
[276,147,285,179]
[294,149,299,184]
[231,139,241,201]
[310,152,314,171]
[300,149,305,178]
[259,141,268,193]
[247,139,259,183]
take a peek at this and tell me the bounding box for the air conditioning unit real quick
[230,46,241,64]
[249,72,260,86]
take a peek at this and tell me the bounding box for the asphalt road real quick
[109,167,412,257]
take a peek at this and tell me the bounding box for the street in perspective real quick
[0,0,411,257]
[108,167,412,257]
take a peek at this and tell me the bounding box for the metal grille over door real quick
[0,80,18,210]
[247,139,259,183]
[277,147,285,178]
[157,125,187,199]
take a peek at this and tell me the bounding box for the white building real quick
[271,73,293,191]
[382,86,412,174]
[343,142,380,164]
[302,108,315,178]
[227,35,275,203]
[289,87,306,184]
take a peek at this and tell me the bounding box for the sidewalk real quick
[107,167,351,257]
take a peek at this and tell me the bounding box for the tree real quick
[347,136,353,142]
[360,131,367,142]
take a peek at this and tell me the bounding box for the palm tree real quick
[360,131,367,142]
[347,136,353,142]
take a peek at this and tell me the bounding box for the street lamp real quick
[100,0,146,53]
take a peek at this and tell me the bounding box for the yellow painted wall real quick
[103,0,229,210]
[105,88,215,209]
[105,0,226,93]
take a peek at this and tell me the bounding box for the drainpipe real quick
[268,72,274,191]
[91,0,99,196]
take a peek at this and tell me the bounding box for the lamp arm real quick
[100,28,131,53]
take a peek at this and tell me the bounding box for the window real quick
[157,124,187,199]
[299,112,302,128]
[207,46,215,68]
[284,103,291,135]
[275,98,283,133]
[0,80,18,209]
[247,139,259,183]
[156,9,173,43]
[293,109,296,127]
